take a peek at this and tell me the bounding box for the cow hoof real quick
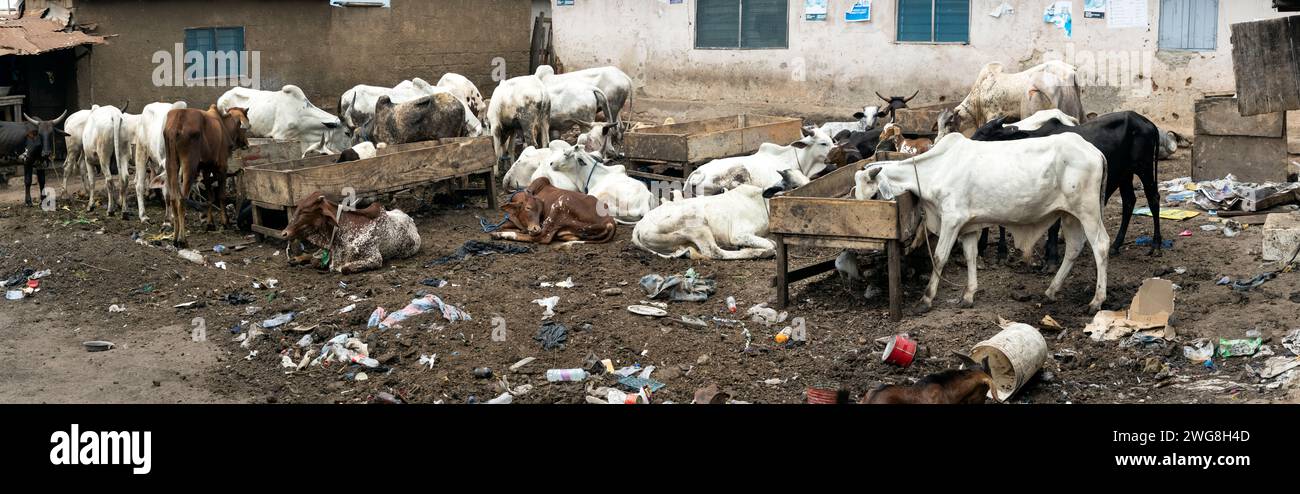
[24,200,33,207]
[1148,247,1163,257]
[959,299,975,309]
[139,216,151,224]
[1109,246,1122,256]
[912,302,932,315]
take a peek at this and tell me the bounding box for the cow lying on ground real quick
[361,93,466,145]
[163,106,250,247]
[218,85,350,156]
[816,105,880,137]
[531,137,653,223]
[857,355,995,404]
[971,110,1162,260]
[686,127,833,196]
[486,75,550,165]
[280,191,421,273]
[1,111,67,206]
[336,141,382,163]
[853,132,1110,311]
[632,170,796,260]
[951,61,1085,133]
[502,145,558,190]
[489,177,617,245]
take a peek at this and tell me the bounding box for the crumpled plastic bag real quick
[640,273,716,302]
[535,322,568,350]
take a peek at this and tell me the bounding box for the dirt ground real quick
[2,106,1299,405]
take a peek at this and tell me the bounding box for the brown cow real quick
[489,176,616,245]
[163,105,249,247]
[280,191,421,274]
[876,123,933,155]
[858,355,995,404]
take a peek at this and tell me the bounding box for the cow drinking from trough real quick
[971,110,1164,260]
[490,176,617,245]
[218,85,350,157]
[163,106,250,247]
[1,111,67,206]
[280,191,421,274]
[853,132,1110,312]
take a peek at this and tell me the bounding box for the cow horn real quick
[875,91,889,103]
[904,90,919,103]
[23,113,40,125]
[51,110,68,125]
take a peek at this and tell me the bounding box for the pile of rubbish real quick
[1161,175,1300,213]
[3,268,49,301]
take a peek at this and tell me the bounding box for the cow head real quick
[970,116,1028,141]
[222,107,252,150]
[18,110,69,163]
[852,105,881,130]
[935,108,962,140]
[876,90,918,119]
[580,122,622,159]
[502,178,550,235]
[282,191,337,241]
[790,127,835,178]
[762,169,801,198]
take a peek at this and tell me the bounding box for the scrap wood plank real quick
[1231,15,1300,116]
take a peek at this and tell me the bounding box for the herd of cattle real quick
[1,58,1192,310]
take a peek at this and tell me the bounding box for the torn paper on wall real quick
[1044,1,1073,38]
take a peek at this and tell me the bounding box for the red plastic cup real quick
[882,334,917,367]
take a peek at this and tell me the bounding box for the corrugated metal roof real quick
[0,10,105,57]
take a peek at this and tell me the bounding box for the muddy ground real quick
[2,113,1299,405]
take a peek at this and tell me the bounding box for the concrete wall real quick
[70,0,532,113]
[552,0,1292,133]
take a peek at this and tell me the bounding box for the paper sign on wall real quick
[1043,1,1073,38]
[1085,0,1107,18]
[805,0,828,21]
[557,0,573,6]
[845,0,871,22]
[1107,0,1148,29]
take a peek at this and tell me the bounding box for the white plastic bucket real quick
[971,323,1048,402]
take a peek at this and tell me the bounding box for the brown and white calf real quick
[280,191,421,274]
[490,176,617,245]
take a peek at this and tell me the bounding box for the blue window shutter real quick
[697,0,741,48]
[934,0,970,42]
[897,0,934,42]
[740,0,787,48]
[1160,0,1218,50]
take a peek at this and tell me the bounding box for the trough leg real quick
[486,171,498,210]
[775,234,789,309]
[887,239,901,321]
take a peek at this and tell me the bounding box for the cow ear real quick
[852,112,865,119]
[790,140,809,149]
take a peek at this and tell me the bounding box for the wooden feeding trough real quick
[767,152,919,320]
[229,138,301,174]
[239,136,497,239]
[889,102,957,137]
[621,114,803,181]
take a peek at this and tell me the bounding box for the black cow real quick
[1,111,69,206]
[875,90,918,123]
[828,127,886,167]
[971,111,1163,263]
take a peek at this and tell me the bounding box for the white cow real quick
[131,101,188,222]
[502,144,559,190]
[535,65,632,125]
[218,85,350,156]
[631,173,796,260]
[82,105,131,216]
[60,108,93,196]
[952,61,1085,132]
[544,79,613,139]
[852,132,1109,311]
[685,128,835,196]
[436,73,486,118]
[534,137,653,223]
[485,75,550,163]
[817,105,881,138]
[340,78,482,138]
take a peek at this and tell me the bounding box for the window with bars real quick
[1159,0,1218,51]
[184,27,246,78]
[695,0,788,49]
[897,0,970,43]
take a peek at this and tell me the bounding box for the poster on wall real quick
[805,0,828,21]
[1043,1,1073,38]
[1085,0,1107,18]
[845,0,871,22]
[1107,0,1149,29]
[556,0,573,6]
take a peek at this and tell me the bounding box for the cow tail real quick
[593,88,613,126]
[113,115,126,182]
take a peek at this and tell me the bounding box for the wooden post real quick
[485,171,498,210]
[887,238,901,321]
[775,234,789,308]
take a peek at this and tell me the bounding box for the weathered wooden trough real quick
[239,136,497,239]
[229,138,301,174]
[889,102,957,137]
[767,151,919,320]
[621,114,803,181]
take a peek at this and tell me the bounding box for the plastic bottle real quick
[546,368,588,382]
